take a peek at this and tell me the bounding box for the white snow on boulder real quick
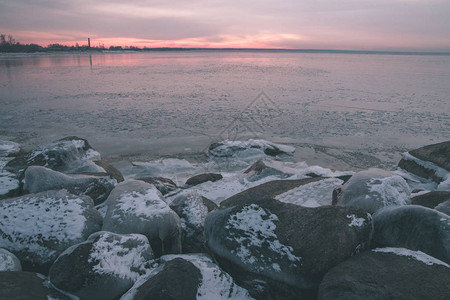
[0,190,102,266]
[0,140,20,196]
[87,231,154,281]
[275,178,344,207]
[226,204,301,267]
[373,247,450,268]
[0,140,20,156]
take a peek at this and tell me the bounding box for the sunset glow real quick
[1,0,450,51]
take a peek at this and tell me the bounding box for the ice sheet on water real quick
[275,178,344,207]
[373,247,450,268]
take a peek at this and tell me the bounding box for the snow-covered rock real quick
[0,271,72,300]
[208,139,295,158]
[169,192,218,253]
[205,198,372,298]
[319,248,450,300]
[332,168,411,213]
[0,190,102,273]
[5,136,104,174]
[372,205,450,264]
[23,165,117,205]
[102,180,182,257]
[398,141,450,186]
[121,253,254,300]
[275,177,343,207]
[244,160,293,182]
[49,231,154,300]
[0,248,22,271]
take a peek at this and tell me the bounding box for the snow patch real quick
[367,175,411,207]
[373,247,450,268]
[346,214,366,228]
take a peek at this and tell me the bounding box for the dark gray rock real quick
[332,168,411,214]
[220,177,324,208]
[411,191,450,208]
[318,249,450,300]
[137,176,178,195]
[398,141,450,183]
[23,166,116,205]
[49,231,154,300]
[208,140,294,158]
[372,205,450,264]
[170,192,218,253]
[185,173,223,186]
[0,271,72,300]
[205,198,372,298]
[0,190,102,274]
[435,200,450,216]
[102,180,182,257]
[129,258,201,300]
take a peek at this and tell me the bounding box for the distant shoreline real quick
[1,48,450,56]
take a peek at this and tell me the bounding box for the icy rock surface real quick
[0,248,22,271]
[318,247,450,300]
[121,253,254,300]
[205,199,372,293]
[169,192,218,253]
[23,165,117,204]
[5,136,105,174]
[49,231,154,300]
[0,189,102,273]
[103,180,182,257]
[276,177,343,207]
[435,200,450,216]
[372,205,450,264]
[333,168,411,213]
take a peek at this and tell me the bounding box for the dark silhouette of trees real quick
[0,34,43,52]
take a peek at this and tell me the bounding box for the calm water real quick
[1,51,449,170]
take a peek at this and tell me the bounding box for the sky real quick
[1,0,449,51]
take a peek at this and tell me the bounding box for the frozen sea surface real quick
[1,51,449,171]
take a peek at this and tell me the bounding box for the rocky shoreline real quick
[0,137,449,299]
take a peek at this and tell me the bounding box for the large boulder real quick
[23,166,117,205]
[244,160,292,182]
[169,192,218,253]
[121,253,254,300]
[205,198,372,299]
[102,180,182,257]
[398,141,450,184]
[332,168,411,214]
[122,258,201,300]
[411,191,450,208]
[372,205,450,263]
[0,190,103,274]
[49,231,154,300]
[0,271,72,300]
[0,248,22,271]
[318,248,450,300]
[185,173,223,186]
